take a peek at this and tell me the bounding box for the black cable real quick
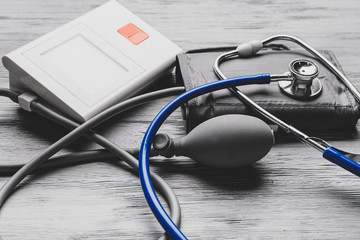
[30,101,160,157]
[0,149,114,175]
[0,148,161,175]
[0,86,185,239]
[0,88,20,103]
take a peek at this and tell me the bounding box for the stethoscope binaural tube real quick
[139,36,360,240]
[213,50,327,152]
[139,74,271,240]
[213,35,360,177]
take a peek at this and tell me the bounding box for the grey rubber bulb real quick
[153,114,274,168]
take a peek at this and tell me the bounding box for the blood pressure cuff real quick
[176,47,360,132]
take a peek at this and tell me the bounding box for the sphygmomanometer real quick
[176,46,359,132]
[1,1,360,240]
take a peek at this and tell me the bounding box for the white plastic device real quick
[2,0,183,121]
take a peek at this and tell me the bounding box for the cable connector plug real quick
[18,92,38,112]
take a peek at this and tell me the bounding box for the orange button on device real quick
[118,23,149,45]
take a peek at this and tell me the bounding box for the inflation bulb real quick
[153,114,274,168]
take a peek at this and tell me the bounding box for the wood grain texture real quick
[0,0,360,239]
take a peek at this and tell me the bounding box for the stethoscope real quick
[138,35,360,239]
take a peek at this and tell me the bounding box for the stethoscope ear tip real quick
[236,40,263,57]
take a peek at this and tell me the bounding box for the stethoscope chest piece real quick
[278,59,322,99]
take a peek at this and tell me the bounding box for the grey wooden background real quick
[0,0,360,239]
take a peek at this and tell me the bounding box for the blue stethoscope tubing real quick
[139,73,360,240]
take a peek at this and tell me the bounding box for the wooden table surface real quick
[0,0,360,239]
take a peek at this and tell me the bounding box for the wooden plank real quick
[0,0,359,239]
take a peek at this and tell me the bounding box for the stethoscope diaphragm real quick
[278,59,322,99]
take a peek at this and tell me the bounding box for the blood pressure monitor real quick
[2,0,183,121]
